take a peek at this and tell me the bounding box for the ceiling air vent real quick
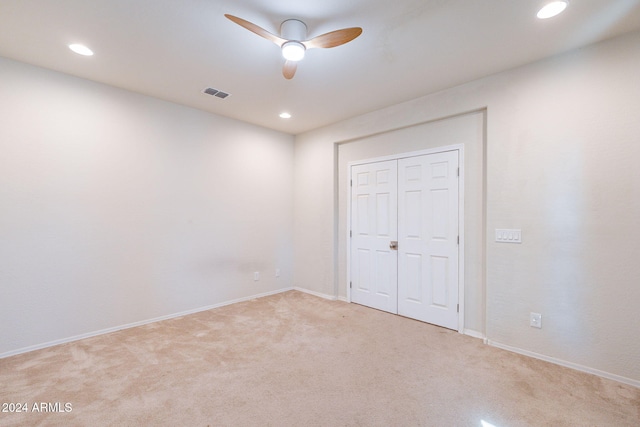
[203,87,230,99]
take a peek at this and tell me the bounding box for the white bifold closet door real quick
[350,150,459,330]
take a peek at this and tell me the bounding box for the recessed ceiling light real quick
[68,43,94,56]
[537,1,568,19]
[279,112,292,119]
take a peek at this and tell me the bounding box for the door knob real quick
[389,241,398,250]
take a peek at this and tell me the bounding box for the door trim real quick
[346,144,465,333]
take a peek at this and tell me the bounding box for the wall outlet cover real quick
[530,312,542,328]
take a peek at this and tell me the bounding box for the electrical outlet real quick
[254,272,260,281]
[530,312,542,328]
[275,268,280,278]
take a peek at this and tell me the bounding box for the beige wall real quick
[293,31,640,384]
[0,57,294,355]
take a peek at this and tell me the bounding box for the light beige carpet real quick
[1,290,638,426]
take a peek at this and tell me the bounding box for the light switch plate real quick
[495,229,522,243]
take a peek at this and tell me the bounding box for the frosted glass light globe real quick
[282,41,305,61]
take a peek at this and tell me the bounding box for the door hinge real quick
[350,281,352,289]
[350,230,352,238]
[457,304,459,313]
[457,167,460,177]
[457,235,460,245]
[350,179,353,187]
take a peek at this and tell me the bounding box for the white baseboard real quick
[0,287,294,360]
[463,329,486,340]
[292,287,339,301]
[487,340,640,389]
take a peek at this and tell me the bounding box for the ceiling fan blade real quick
[303,27,362,49]
[224,14,286,46]
[283,60,297,79]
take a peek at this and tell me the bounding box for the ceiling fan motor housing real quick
[280,19,307,61]
[280,19,307,41]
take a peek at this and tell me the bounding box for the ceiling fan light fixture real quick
[225,14,362,79]
[282,41,305,61]
[537,1,569,19]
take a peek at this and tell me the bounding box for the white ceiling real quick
[1,0,639,134]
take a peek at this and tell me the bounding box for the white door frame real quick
[347,144,465,333]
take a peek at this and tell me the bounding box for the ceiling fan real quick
[225,14,362,79]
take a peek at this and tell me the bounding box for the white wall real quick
[0,57,294,355]
[293,31,640,384]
